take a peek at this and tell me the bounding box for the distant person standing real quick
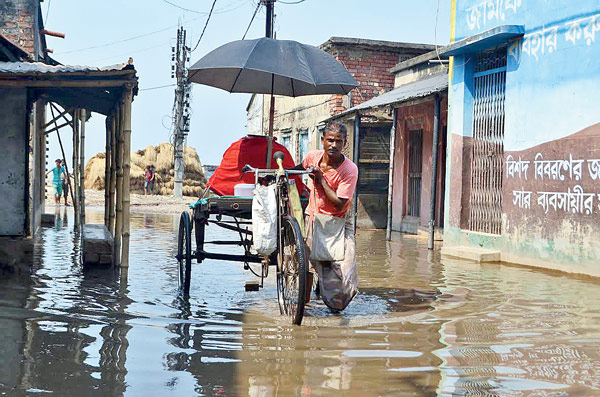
[144,165,156,195]
[60,160,70,206]
[46,159,65,205]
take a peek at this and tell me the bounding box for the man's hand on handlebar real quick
[309,166,323,183]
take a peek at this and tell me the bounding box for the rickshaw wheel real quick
[277,215,308,325]
[177,211,192,295]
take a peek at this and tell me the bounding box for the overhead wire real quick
[87,41,170,64]
[433,0,446,68]
[191,0,218,52]
[139,83,177,91]
[161,0,205,14]
[161,0,247,15]
[53,1,246,56]
[55,26,174,55]
[44,0,52,24]
[278,0,306,4]
[434,0,465,68]
[242,1,261,40]
[56,10,210,55]
[53,13,206,55]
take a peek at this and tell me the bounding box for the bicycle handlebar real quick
[242,164,313,175]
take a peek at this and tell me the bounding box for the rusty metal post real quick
[352,113,361,232]
[386,108,398,241]
[428,94,441,250]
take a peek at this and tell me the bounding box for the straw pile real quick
[84,143,207,196]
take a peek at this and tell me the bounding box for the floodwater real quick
[1,207,600,396]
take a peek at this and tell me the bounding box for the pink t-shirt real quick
[302,149,358,218]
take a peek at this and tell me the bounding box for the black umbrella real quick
[187,37,359,167]
[187,37,359,96]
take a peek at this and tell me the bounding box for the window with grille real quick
[468,47,507,235]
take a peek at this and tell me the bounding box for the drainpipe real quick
[428,94,441,250]
[353,113,361,232]
[386,107,398,241]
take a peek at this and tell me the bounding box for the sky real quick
[43,0,451,167]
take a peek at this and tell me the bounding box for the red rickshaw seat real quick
[207,135,307,196]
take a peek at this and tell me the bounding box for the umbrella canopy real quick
[187,37,359,97]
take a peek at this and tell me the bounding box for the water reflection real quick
[0,210,600,395]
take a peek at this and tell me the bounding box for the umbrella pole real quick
[266,74,275,168]
[267,96,275,168]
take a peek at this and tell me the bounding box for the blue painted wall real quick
[453,0,600,150]
[445,0,600,274]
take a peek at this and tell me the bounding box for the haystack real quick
[84,143,207,196]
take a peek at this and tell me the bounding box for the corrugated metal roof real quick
[0,61,138,116]
[330,72,448,120]
[0,61,133,75]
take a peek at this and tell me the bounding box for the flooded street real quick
[1,208,600,396]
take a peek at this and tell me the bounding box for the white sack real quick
[252,184,278,255]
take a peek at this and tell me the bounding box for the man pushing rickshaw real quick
[180,32,360,325]
[296,122,358,312]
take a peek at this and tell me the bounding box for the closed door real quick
[407,130,423,217]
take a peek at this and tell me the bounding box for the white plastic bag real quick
[252,184,278,255]
[309,213,345,262]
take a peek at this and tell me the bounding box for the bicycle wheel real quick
[277,215,308,325]
[177,211,192,295]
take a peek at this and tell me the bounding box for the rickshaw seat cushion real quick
[206,135,306,196]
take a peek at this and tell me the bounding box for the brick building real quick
[0,0,51,62]
[328,49,449,238]
[246,37,433,229]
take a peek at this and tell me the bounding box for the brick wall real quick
[0,0,37,56]
[327,47,411,115]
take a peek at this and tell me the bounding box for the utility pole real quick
[263,0,275,38]
[172,26,191,197]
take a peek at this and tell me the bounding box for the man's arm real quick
[312,168,348,211]
[291,163,305,171]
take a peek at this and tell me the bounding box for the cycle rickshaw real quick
[180,37,359,325]
[176,145,311,325]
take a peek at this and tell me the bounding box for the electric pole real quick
[172,26,191,197]
[263,0,275,38]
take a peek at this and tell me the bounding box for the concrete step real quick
[82,224,114,266]
[441,245,501,263]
